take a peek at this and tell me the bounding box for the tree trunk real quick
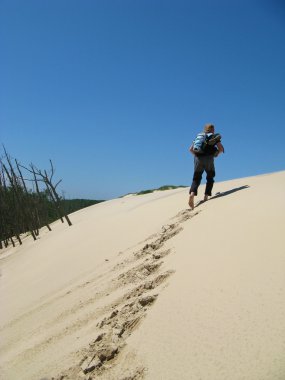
[16,235,22,245]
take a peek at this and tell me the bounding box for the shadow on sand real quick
[194,185,250,208]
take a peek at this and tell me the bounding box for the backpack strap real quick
[207,133,221,146]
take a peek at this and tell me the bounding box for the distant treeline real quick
[136,185,187,195]
[61,199,104,215]
[0,148,103,250]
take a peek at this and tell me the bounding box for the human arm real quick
[216,142,224,156]
[189,144,195,155]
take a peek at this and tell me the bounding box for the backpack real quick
[193,132,221,154]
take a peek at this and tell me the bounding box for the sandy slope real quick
[0,171,285,380]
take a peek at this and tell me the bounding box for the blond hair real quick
[204,124,215,133]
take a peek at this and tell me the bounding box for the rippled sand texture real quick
[1,171,285,380]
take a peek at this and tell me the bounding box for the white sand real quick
[1,171,285,380]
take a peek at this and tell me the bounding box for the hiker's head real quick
[204,124,215,133]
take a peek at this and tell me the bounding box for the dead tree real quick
[2,162,37,241]
[0,160,23,247]
[3,148,38,241]
[21,160,72,226]
[15,159,41,235]
[0,168,6,249]
[30,164,52,231]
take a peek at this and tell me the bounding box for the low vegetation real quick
[136,185,187,195]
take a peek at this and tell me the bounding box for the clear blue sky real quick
[1,0,285,199]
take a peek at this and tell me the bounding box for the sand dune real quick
[1,171,285,380]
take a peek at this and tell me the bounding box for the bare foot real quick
[188,193,195,210]
[204,195,209,202]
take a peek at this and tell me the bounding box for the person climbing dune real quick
[188,124,224,210]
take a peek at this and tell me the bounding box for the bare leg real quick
[188,192,195,210]
[204,194,209,202]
